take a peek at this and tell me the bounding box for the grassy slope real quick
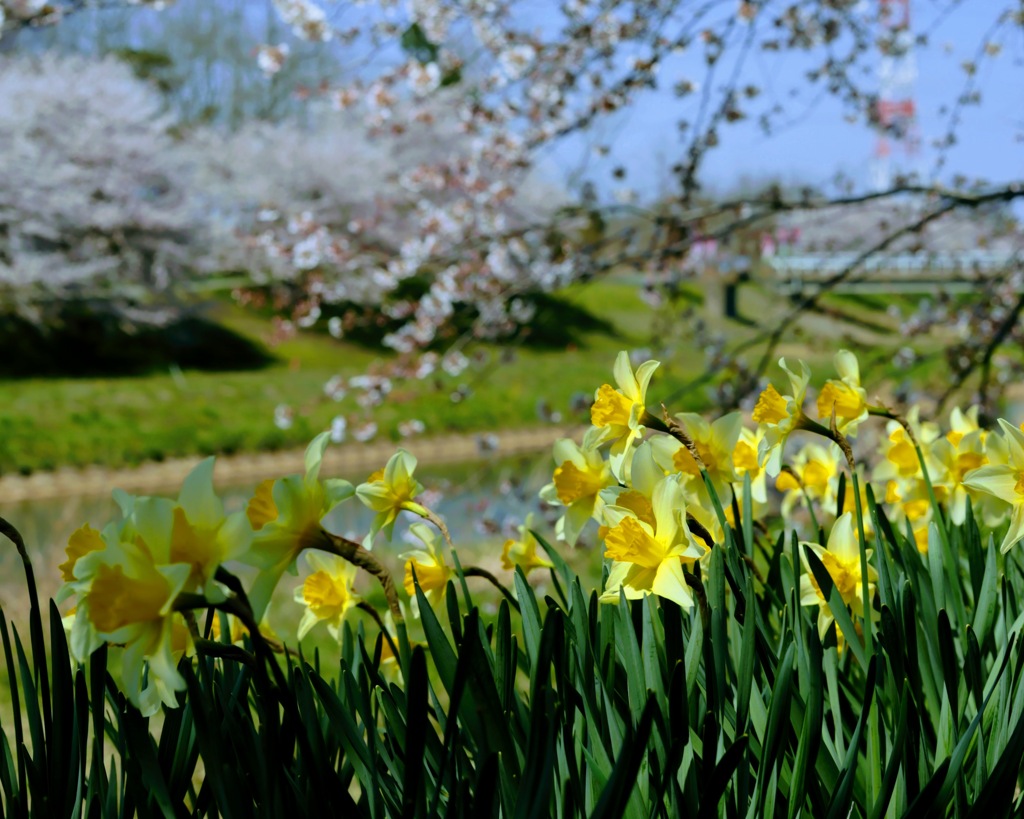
[0,276,954,475]
[0,280,704,474]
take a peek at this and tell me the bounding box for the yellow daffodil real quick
[502,514,554,574]
[243,432,354,619]
[799,512,877,642]
[294,551,361,640]
[945,406,985,448]
[539,428,616,546]
[600,476,706,609]
[400,522,451,616]
[356,449,427,547]
[670,411,743,507]
[69,529,193,715]
[815,349,868,436]
[57,523,106,596]
[775,442,843,518]
[931,427,989,525]
[590,350,660,482]
[732,426,768,505]
[873,407,940,484]
[143,458,253,596]
[962,419,1024,553]
[607,437,723,552]
[753,357,812,477]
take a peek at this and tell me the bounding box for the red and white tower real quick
[872,0,919,190]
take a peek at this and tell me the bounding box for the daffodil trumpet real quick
[319,529,405,623]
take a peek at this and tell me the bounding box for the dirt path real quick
[0,425,587,503]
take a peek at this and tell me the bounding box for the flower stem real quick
[462,566,521,612]
[321,530,404,624]
[356,601,401,661]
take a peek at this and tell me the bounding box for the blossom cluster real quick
[539,349,1024,648]
[58,348,1024,713]
[57,431,554,713]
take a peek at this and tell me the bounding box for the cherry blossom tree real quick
[0,52,205,315]
[4,0,1024,419]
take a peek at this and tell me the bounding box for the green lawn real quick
[0,276,955,475]
[0,280,709,474]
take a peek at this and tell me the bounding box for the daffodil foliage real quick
[6,350,1024,815]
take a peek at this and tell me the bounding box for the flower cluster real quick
[540,349,1024,646]
[59,347,1024,713]
[57,429,560,713]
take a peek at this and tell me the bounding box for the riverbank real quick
[0,424,586,503]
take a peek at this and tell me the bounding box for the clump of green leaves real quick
[2,476,1024,816]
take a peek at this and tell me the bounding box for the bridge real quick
[763,250,1020,296]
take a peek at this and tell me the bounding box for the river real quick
[0,452,588,629]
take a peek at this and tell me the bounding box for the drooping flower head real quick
[243,432,354,619]
[590,350,660,482]
[67,518,194,716]
[600,476,707,609]
[161,457,252,595]
[963,419,1024,553]
[294,551,361,641]
[753,357,811,477]
[799,512,877,642]
[356,449,426,547]
[539,427,616,546]
[670,411,743,510]
[732,425,768,505]
[400,522,451,616]
[774,442,843,518]
[815,350,868,436]
[502,513,554,574]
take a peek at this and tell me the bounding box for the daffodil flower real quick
[799,512,877,642]
[669,411,742,508]
[752,357,812,477]
[962,419,1024,553]
[930,428,988,525]
[399,522,451,616]
[501,514,554,574]
[243,432,354,619]
[945,405,983,448]
[815,350,868,436]
[590,350,660,482]
[356,449,426,547]
[872,407,940,485]
[69,529,193,715]
[539,428,616,546]
[600,476,706,609]
[732,426,768,505]
[294,551,361,640]
[57,523,106,600]
[774,442,843,518]
[598,438,665,530]
[141,458,252,597]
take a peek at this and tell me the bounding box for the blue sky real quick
[547,0,1023,201]
[27,0,1022,202]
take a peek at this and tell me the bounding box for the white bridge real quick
[763,250,1020,295]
